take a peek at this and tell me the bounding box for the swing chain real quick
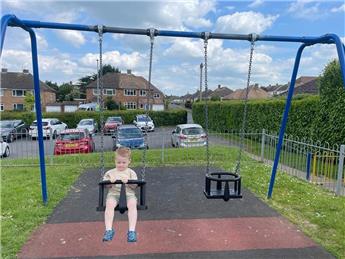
[98,24,105,176]
[235,34,256,174]
[203,32,210,174]
[141,28,155,181]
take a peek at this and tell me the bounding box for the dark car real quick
[0,120,28,142]
[112,125,147,150]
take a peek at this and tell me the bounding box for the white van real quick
[78,103,98,111]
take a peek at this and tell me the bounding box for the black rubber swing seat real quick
[204,171,242,201]
[97,179,147,214]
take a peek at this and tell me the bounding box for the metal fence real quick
[1,128,344,196]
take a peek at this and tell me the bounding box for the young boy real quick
[102,147,138,242]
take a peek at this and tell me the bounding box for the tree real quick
[24,92,35,111]
[58,83,74,102]
[105,96,119,110]
[312,59,345,145]
[210,95,221,101]
[45,80,59,91]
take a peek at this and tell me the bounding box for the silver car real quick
[77,119,98,134]
[171,124,207,148]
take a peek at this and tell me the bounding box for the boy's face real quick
[115,155,130,171]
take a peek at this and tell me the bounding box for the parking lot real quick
[4,125,231,159]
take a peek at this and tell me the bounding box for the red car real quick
[104,116,124,134]
[54,129,95,155]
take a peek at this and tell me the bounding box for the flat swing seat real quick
[97,179,147,214]
[204,171,242,201]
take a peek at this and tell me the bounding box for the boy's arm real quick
[127,169,138,189]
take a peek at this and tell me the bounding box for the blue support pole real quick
[306,152,312,181]
[0,15,48,204]
[267,44,307,199]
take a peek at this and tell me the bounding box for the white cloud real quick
[56,30,86,48]
[80,51,144,71]
[288,1,323,20]
[331,4,345,13]
[215,11,279,34]
[24,33,48,50]
[163,39,203,59]
[248,0,264,8]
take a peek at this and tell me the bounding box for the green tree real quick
[105,96,119,110]
[44,80,59,91]
[58,83,74,102]
[24,92,35,111]
[210,95,221,101]
[312,60,345,144]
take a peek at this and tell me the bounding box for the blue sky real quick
[1,0,344,96]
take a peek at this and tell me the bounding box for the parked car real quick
[29,118,67,139]
[171,124,207,148]
[77,118,98,134]
[133,114,155,132]
[0,120,28,142]
[104,116,124,134]
[54,129,95,155]
[0,140,10,158]
[112,125,147,150]
[78,102,98,111]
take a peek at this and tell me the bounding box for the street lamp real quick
[96,59,100,105]
[199,63,203,101]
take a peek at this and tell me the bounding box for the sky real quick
[1,0,344,96]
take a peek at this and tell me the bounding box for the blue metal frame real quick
[1,14,344,203]
[1,15,48,204]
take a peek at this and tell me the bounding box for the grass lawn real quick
[1,147,344,258]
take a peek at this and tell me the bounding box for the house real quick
[223,84,269,100]
[0,68,56,112]
[209,85,233,100]
[86,70,165,111]
[262,76,318,96]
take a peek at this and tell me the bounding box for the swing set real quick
[1,14,344,208]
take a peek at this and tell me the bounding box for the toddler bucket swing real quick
[203,33,257,201]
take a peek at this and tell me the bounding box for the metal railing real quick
[1,128,344,196]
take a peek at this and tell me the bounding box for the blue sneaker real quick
[102,229,115,242]
[127,231,137,242]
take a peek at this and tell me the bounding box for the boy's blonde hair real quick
[116,147,131,159]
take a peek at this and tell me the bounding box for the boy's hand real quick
[109,175,117,183]
[121,176,129,184]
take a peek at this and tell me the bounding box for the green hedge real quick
[0,109,187,128]
[192,95,344,145]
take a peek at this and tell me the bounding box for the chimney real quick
[127,69,132,75]
[218,84,221,89]
[1,68,8,73]
[23,69,29,74]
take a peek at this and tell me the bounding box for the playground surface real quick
[18,166,334,259]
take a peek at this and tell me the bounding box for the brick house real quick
[0,68,56,112]
[86,70,165,111]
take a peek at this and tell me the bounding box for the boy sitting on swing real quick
[102,147,138,242]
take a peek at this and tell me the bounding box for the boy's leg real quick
[105,197,117,230]
[127,198,137,231]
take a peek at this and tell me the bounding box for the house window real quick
[124,89,137,96]
[0,104,3,111]
[153,93,160,98]
[124,102,137,110]
[0,89,3,96]
[104,89,115,96]
[93,89,100,95]
[139,90,147,96]
[13,103,24,111]
[12,89,27,97]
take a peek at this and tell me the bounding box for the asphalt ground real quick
[18,166,334,259]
